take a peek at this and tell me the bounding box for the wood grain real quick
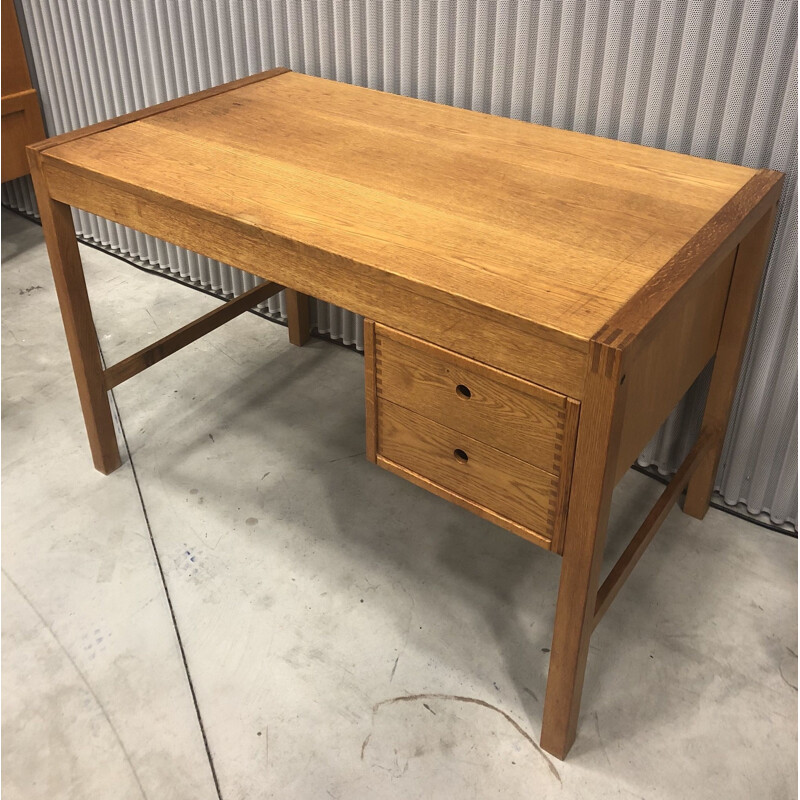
[376,455,552,550]
[594,431,712,630]
[550,398,581,555]
[103,281,281,389]
[540,342,628,760]
[378,399,558,541]
[285,288,311,346]
[37,69,758,345]
[28,66,289,155]
[684,204,780,518]
[40,159,589,397]
[364,319,378,464]
[27,67,784,763]
[612,249,735,482]
[374,324,567,473]
[1,0,32,97]
[2,0,45,181]
[2,89,45,181]
[28,150,121,474]
[596,169,784,350]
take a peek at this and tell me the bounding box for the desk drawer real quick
[378,400,559,544]
[364,322,580,552]
[373,324,567,473]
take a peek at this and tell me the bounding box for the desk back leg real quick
[540,341,627,759]
[683,204,778,519]
[29,151,121,474]
[285,288,311,346]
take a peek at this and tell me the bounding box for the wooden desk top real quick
[34,68,779,365]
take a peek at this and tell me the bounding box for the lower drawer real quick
[377,399,560,547]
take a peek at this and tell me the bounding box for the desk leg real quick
[29,157,121,474]
[684,204,778,519]
[540,342,627,759]
[285,289,311,346]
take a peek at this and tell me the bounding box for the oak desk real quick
[28,68,782,760]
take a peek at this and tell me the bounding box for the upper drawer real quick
[374,324,569,474]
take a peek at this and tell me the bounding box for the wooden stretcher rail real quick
[592,430,713,630]
[103,280,282,389]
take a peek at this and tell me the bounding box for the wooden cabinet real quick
[2,0,45,182]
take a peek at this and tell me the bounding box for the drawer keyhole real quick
[455,384,472,399]
[453,448,469,463]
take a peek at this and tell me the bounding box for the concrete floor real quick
[1,207,797,799]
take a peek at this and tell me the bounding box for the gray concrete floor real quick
[2,208,797,799]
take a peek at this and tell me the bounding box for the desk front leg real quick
[540,341,627,759]
[29,152,121,474]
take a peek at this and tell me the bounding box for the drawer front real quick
[378,400,559,541]
[375,324,567,474]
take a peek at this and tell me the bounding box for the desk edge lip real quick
[25,66,292,156]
